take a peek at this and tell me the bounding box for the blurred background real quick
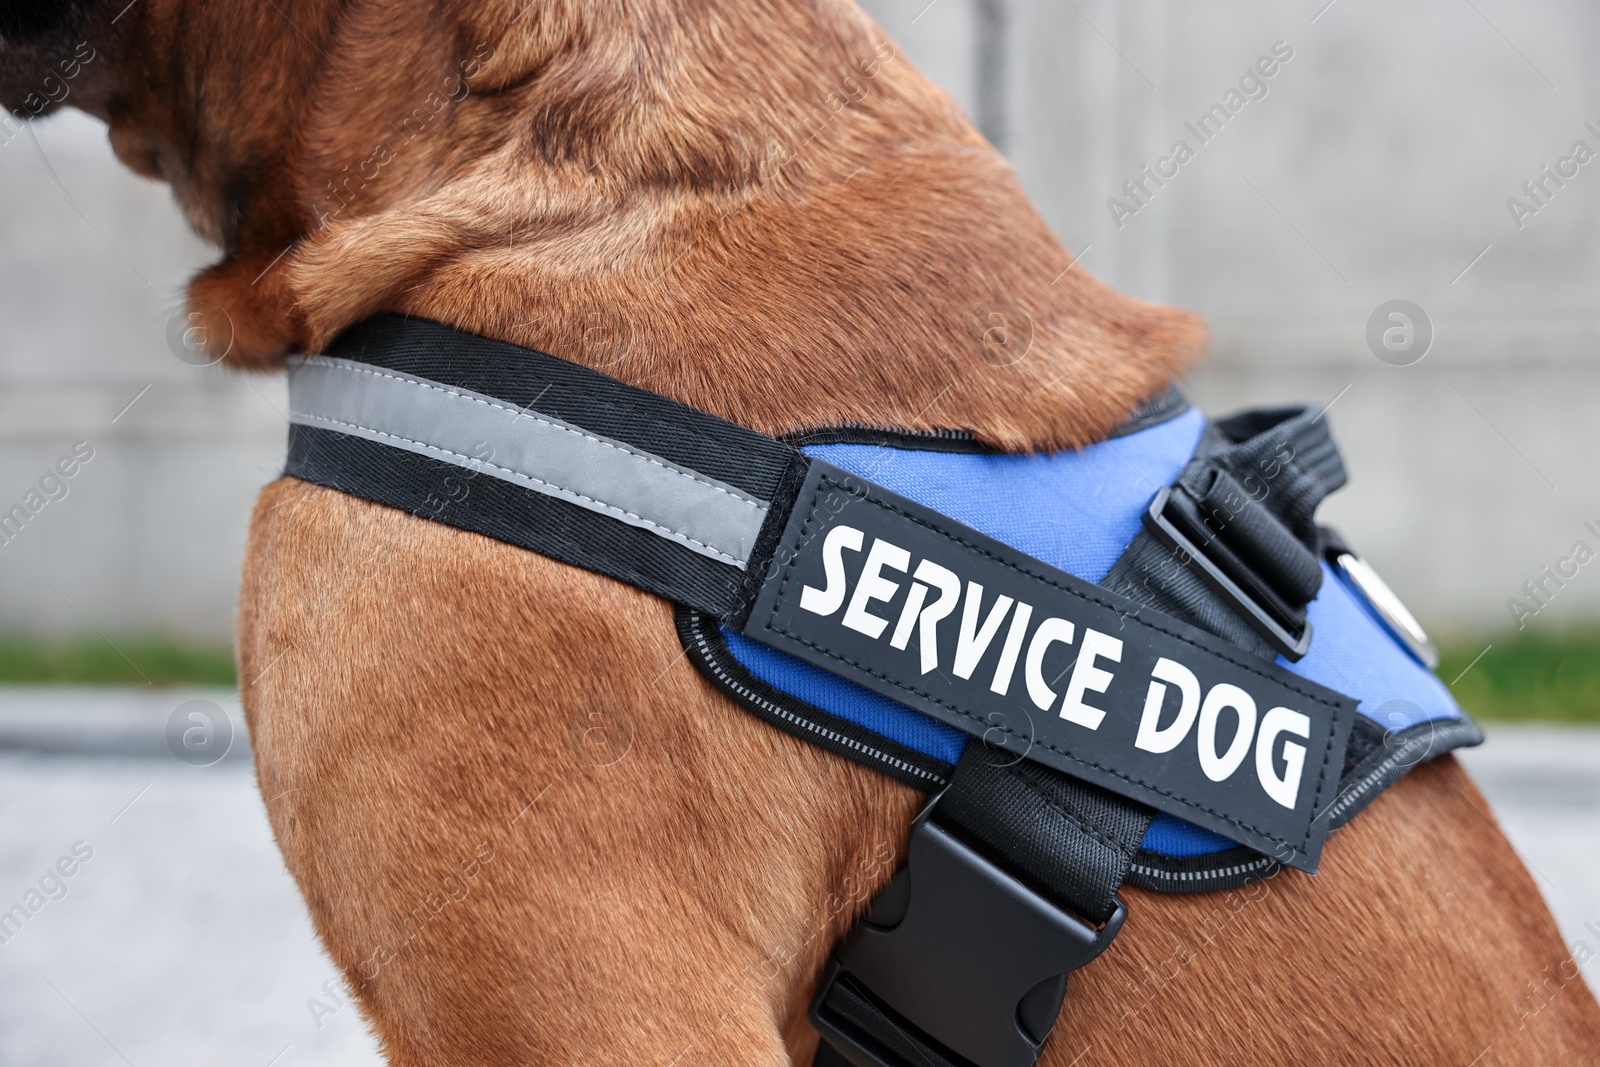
[1,0,1598,1063]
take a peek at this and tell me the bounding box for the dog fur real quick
[6,1,1598,1062]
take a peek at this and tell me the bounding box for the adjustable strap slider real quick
[811,794,1126,1067]
[1142,484,1314,660]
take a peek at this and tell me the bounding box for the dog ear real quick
[186,252,310,370]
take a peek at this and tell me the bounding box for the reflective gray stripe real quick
[286,356,769,567]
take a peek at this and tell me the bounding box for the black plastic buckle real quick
[1142,485,1313,661]
[810,795,1126,1067]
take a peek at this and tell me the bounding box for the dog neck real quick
[113,0,1204,450]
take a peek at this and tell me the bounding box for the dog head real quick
[0,0,735,367]
[1,0,360,361]
[3,0,304,237]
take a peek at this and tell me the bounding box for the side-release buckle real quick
[810,795,1126,1067]
[1143,485,1314,660]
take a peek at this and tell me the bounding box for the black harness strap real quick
[1102,408,1346,662]
[288,315,797,617]
[938,751,1151,927]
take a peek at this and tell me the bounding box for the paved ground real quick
[0,690,381,1067]
[0,689,1595,1066]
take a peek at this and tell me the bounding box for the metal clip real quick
[1332,551,1438,669]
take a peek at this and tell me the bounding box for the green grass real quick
[0,631,1594,723]
[0,634,236,687]
[1438,628,1600,724]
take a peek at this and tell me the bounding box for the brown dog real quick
[6,1,1597,1063]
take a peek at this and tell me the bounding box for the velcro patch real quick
[744,461,1356,871]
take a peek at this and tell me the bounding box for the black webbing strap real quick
[289,425,786,614]
[1101,406,1346,661]
[287,314,800,617]
[812,979,960,1067]
[815,974,966,1067]
[936,748,1151,926]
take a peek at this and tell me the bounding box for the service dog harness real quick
[285,315,1480,1067]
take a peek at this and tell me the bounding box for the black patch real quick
[742,460,1357,872]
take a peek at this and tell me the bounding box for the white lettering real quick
[953,583,1014,680]
[889,583,928,648]
[890,559,961,673]
[1134,657,1201,753]
[1060,628,1123,729]
[1255,706,1310,808]
[799,525,863,616]
[1024,617,1076,711]
[989,602,1034,696]
[1198,683,1257,782]
[841,538,910,639]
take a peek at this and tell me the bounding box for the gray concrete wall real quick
[0,111,286,641]
[868,0,1600,639]
[3,3,1599,641]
